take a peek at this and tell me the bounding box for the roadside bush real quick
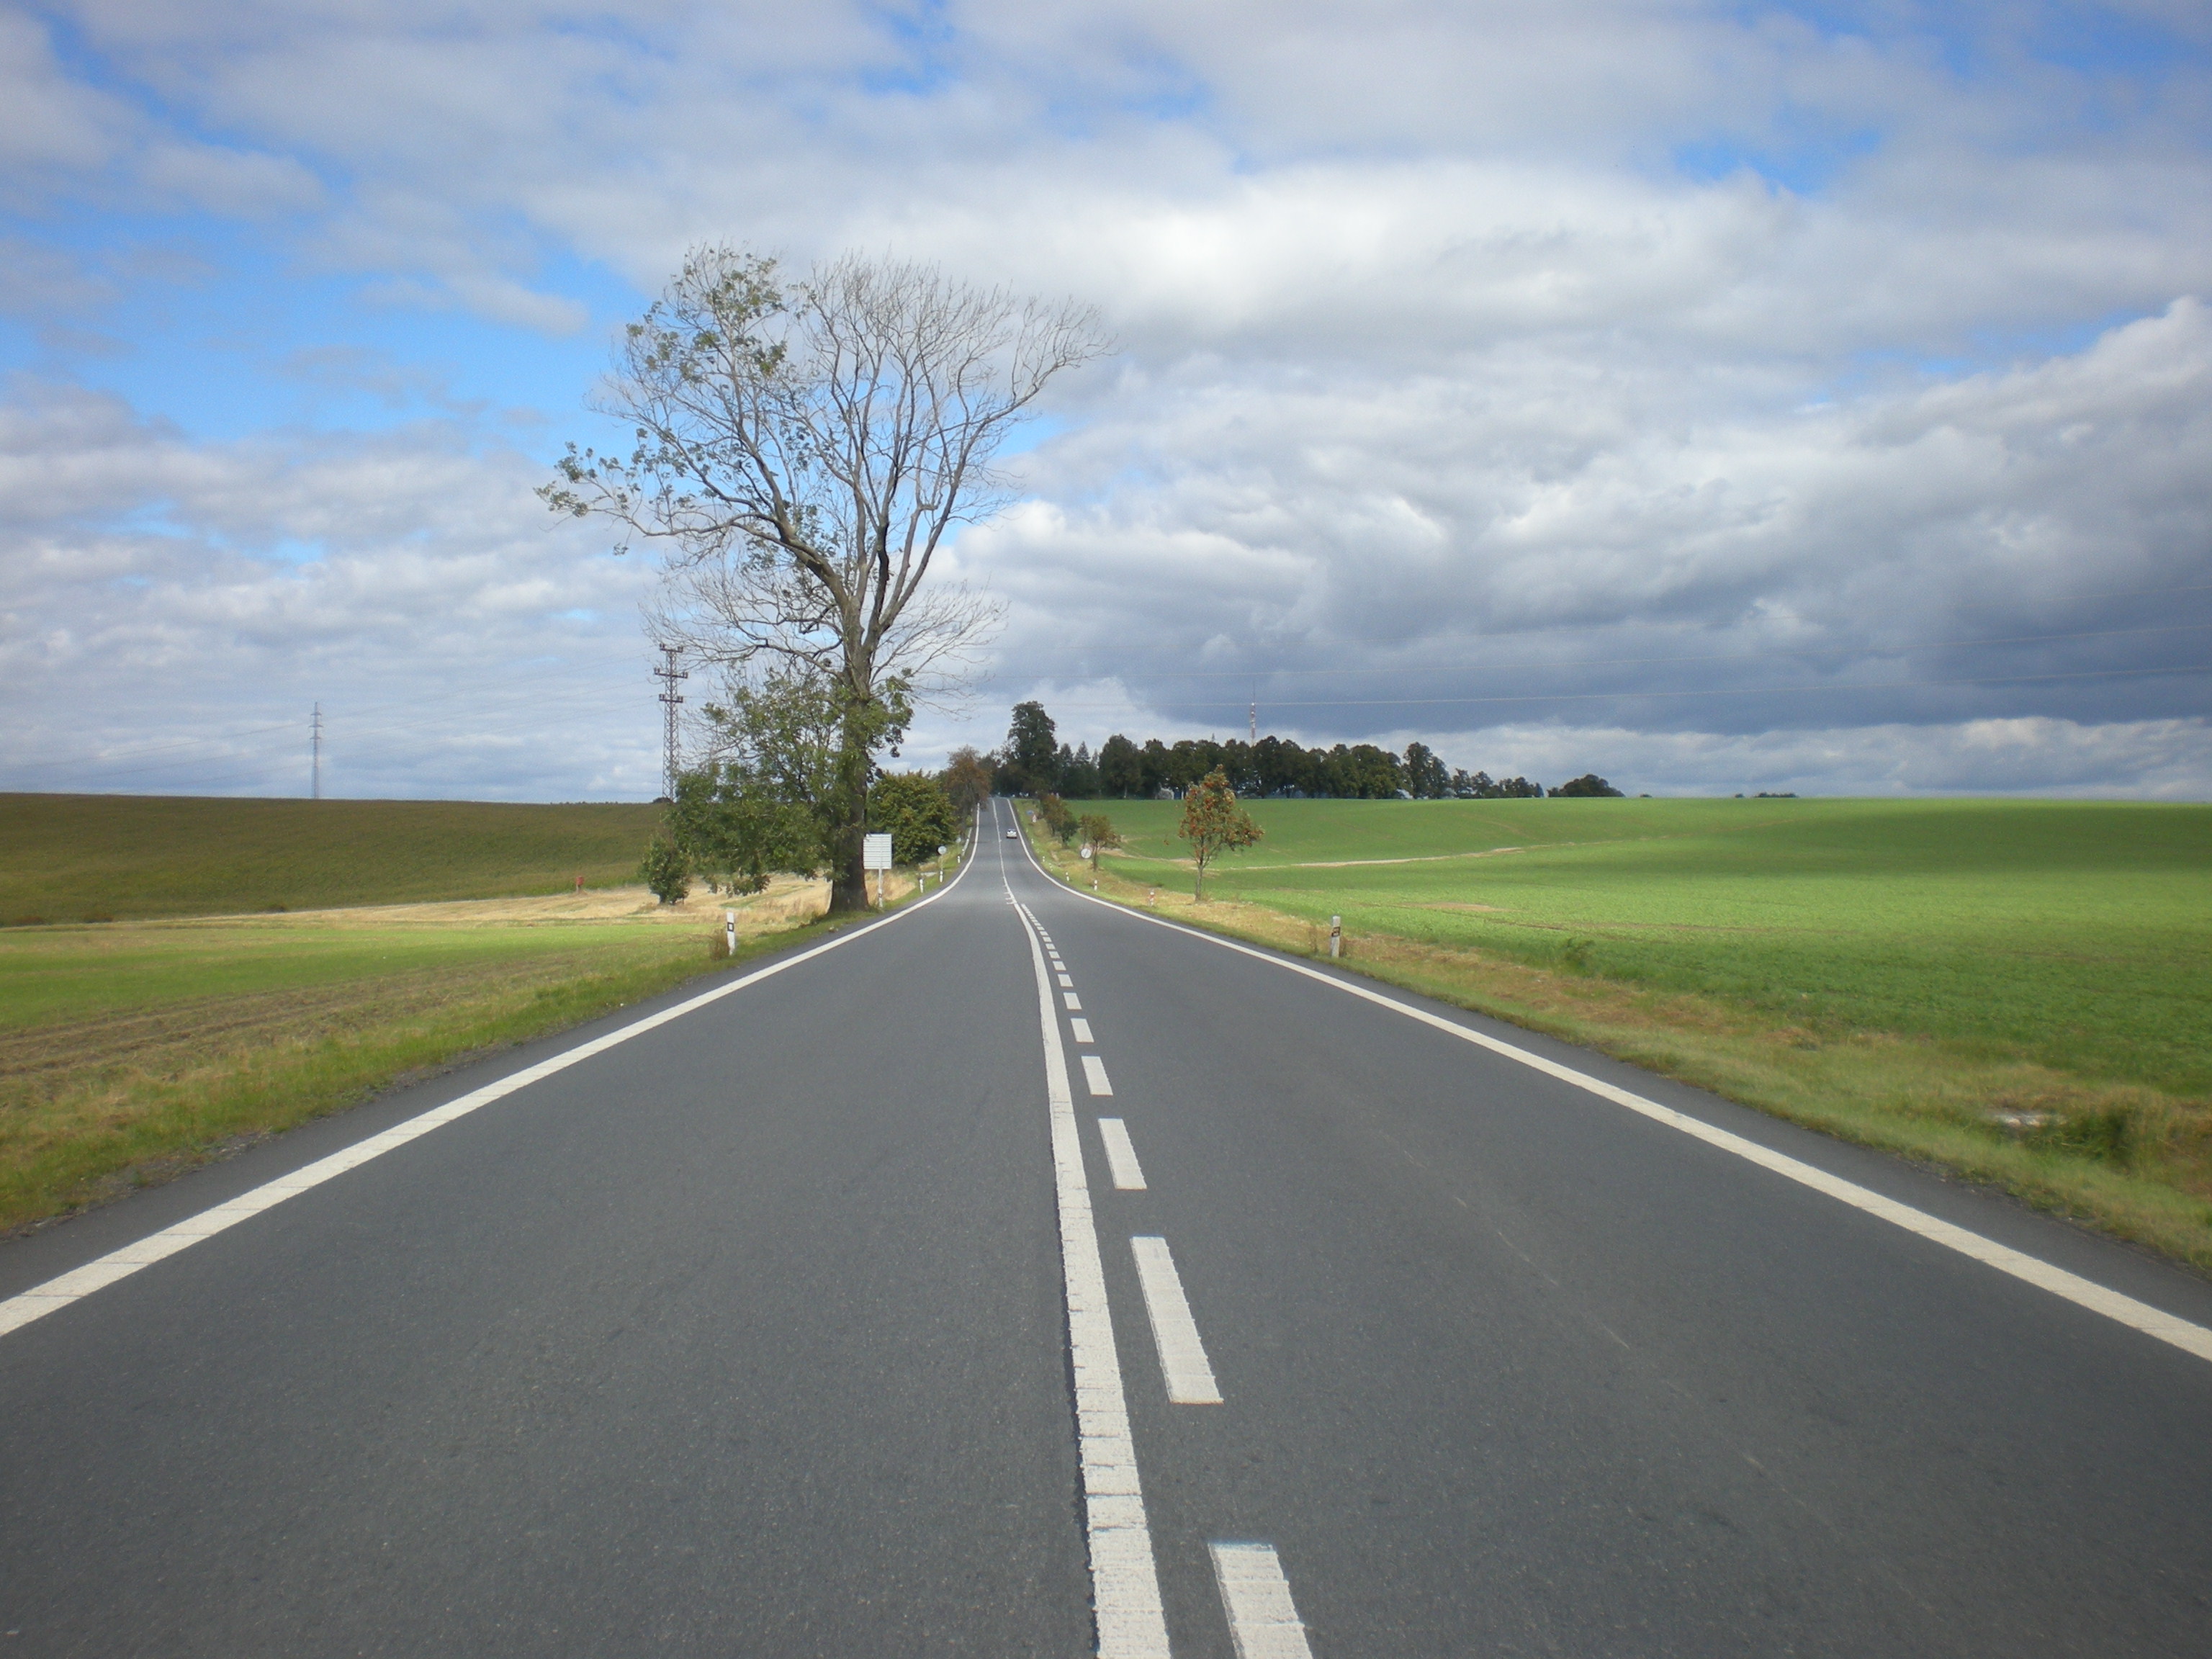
[641,835,691,904]
[871,772,960,865]
[1038,793,1079,845]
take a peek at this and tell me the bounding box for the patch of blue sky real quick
[857,0,961,96]
[2,212,644,452]
[2007,6,2208,83]
[1775,1,2203,86]
[1820,303,2161,393]
[994,413,1075,460]
[1670,127,1881,197]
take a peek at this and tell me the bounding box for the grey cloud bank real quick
[1,1,2207,799]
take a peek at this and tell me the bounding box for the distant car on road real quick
[1004,829,1018,839]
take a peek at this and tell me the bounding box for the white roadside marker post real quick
[1329,915,1341,958]
[724,909,737,958]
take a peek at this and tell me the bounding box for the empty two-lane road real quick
[4,804,2210,1655]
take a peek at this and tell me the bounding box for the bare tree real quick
[544,246,1107,911]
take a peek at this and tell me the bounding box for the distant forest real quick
[990,702,1621,800]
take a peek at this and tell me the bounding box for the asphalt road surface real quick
[4,799,2211,1656]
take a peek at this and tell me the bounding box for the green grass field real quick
[0,793,666,923]
[1096,797,2212,1096]
[0,909,794,1233]
[0,791,845,1232]
[1043,796,2212,1267]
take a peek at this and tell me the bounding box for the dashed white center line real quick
[1210,1542,1313,1659]
[1064,992,1082,1010]
[1130,1236,1222,1404]
[1010,890,1169,1656]
[1097,1118,1147,1190]
[1070,1017,1094,1043]
[1058,972,1075,988]
[1082,1055,1114,1095]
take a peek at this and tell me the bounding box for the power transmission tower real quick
[654,647,688,799]
[311,703,323,799]
[1249,682,1257,745]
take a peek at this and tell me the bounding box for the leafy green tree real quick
[667,665,853,892]
[1178,768,1263,900]
[871,772,959,863]
[1006,701,1060,793]
[940,746,994,819]
[667,768,817,894]
[1037,791,1079,845]
[1058,741,1102,798]
[1550,773,1624,797]
[1403,742,1449,799]
[641,833,692,904]
[1139,738,1172,796]
[1097,734,1141,797]
[1078,812,1122,853]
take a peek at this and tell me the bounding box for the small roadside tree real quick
[940,746,994,821]
[1178,768,1262,901]
[1037,791,1079,845]
[1077,811,1121,854]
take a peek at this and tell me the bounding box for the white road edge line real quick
[1098,1119,1147,1190]
[1130,1236,1223,1405]
[0,844,984,1344]
[1012,820,2212,1367]
[1210,1542,1314,1659]
[1009,889,1171,1658]
[1083,1055,1115,1096]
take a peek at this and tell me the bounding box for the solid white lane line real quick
[1058,972,1076,988]
[1010,889,1170,1658]
[1071,1018,1095,1043]
[1010,830,2212,1370]
[1131,1236,1223,1404]
[0,851,984,1344]
[1210,1542,1313,1659]
[1083,1055,1114,1096]
[1098,1119,1147,1190]
[1065,992,1083,1010]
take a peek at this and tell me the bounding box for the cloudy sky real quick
[4,1,2208,801]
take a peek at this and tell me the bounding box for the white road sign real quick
[863,833,894,871]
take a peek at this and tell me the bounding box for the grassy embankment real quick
[0,794,938,1233]
[1027,797,2212,1270]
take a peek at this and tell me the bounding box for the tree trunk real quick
[827,710,873,914]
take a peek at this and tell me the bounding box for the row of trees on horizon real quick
[960,701,1624,802]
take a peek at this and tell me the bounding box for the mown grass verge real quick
[1022,804,2212,1274]
[0,904,840,1235]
